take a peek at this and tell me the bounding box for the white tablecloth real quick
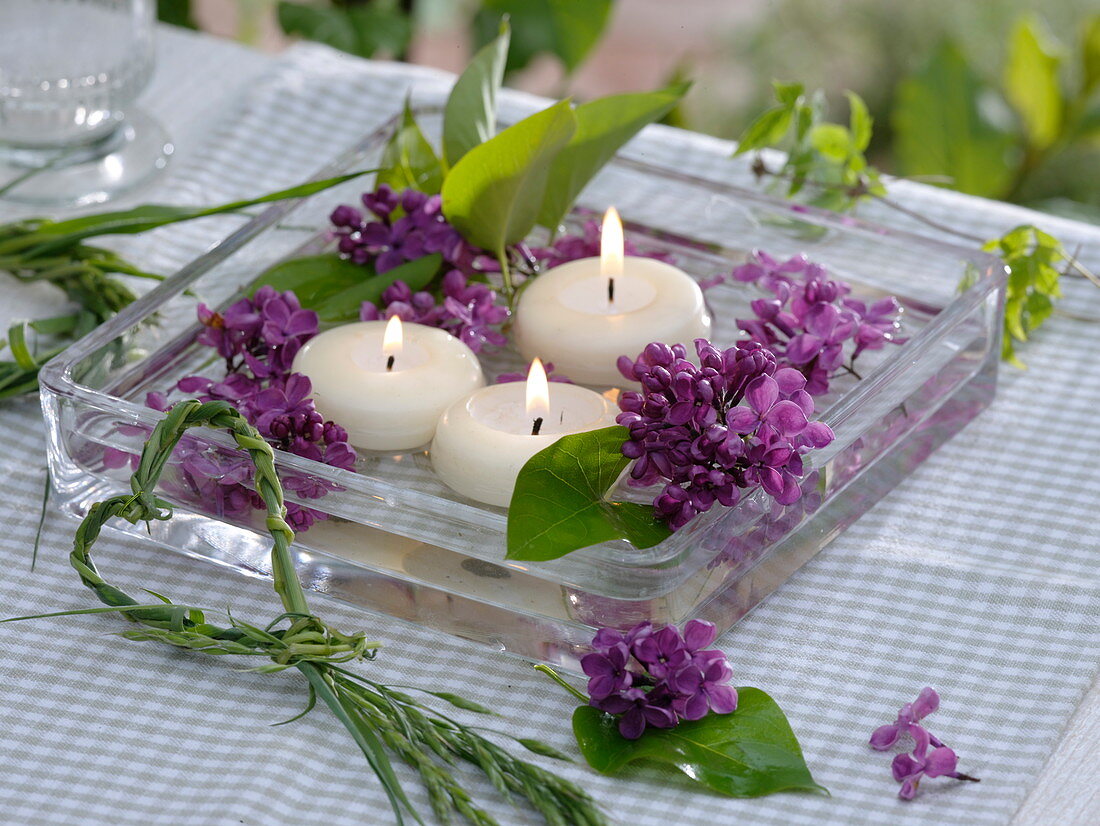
[0,26,1097,826]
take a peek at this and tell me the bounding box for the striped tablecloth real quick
[0,26,1097,826]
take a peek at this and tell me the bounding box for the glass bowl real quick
[39,108,1006,670]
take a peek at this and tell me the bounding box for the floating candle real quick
[513,207,711,386]
[292,317,484,451]
[430,359,617,507]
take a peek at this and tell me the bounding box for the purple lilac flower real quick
[359,270,510,354]
[669,653,738,721]
[870,687,979,800]
[195,286,318,379]
[890,732,961,800]
[870,686,941,750]
[195,299,261,362]
[581,641,633,700]
[730,250,905,396]
[330,185,497,278]
[617,338,834,530]
[530,219,676,270]
[581,620,737,740]
[600,686,679,740]
[146,290,358,533]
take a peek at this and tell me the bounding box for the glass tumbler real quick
[0,0,172,206]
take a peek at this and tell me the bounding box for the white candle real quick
[513,207,711,386]
[292,317,485,451]
[430,359,617,507]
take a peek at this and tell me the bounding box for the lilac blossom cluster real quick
[529,218,675,270]
[142,287,355,532]
[730,250,904,396]
[358,270,508,353]
[330,185,491,276]
[870,687,980,800]
[330,185,510,353]
[581,620,738,740]
[617,338,834,530]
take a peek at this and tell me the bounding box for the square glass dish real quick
[39,109,1006,670]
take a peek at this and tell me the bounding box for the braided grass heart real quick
[7,399,605,826]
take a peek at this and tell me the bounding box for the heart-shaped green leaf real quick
[377,99,444,194]
[505,426,670,561]
[443,21,510,167]
[537,83,690,232]
[572,688,827,798]
[442,99,577,262]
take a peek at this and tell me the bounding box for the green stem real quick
[534,664,588,703]
[497,249,514,298]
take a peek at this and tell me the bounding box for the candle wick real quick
[531,416,544,436]
[386,354,395,371]
[608,277,615,304]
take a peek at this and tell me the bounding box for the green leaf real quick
[442,99,577,260]
[474,0,614,75]
[772,80,804,107]
[846,91,873,152]
[506,426,670,561]
[1004,16,1064,151]
[314,254,442,324]
[892,40,1015,197]
[1082,15,1100,96]
[7,321,37,370]
[157,0,196,29]
[572,687,827,798]
[443,22,510,167]
[377,100,444,195]
[733,106,794,156]
[980,224,1066,367]
[278,2,358,54]
[537,83,690,231]
[808,123,852,161]
[345,3,413,59]
[16,171,372,258]
[248,253,370,307]
[277,2,411,59]
[250,253,441,325]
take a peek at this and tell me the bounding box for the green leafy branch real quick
[735,82,1099,368]
[980,225,1077,368]
[3,400,607,826]
[373,23,687,299]
[735,82,885,213]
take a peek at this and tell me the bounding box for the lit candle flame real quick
[526,358,550,435]
[600,207,624,305]
[383,315,403,371]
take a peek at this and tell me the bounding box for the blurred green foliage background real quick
[162,0,1100,222]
